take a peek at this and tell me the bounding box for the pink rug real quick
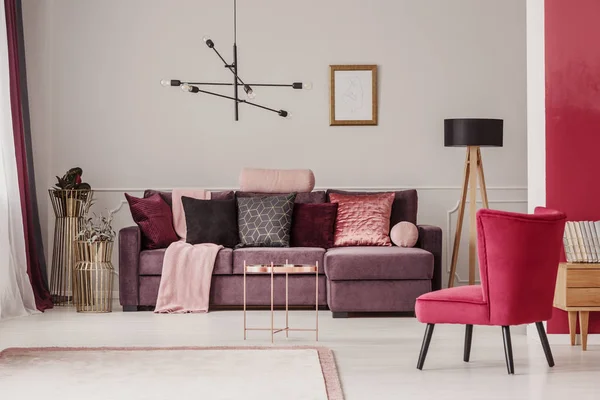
[0,346,343,400]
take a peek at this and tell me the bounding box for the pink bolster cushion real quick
[390,221,419,247]
[239,168,315,193]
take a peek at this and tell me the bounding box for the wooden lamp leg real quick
[468,146,479,286]
[448,149,471,288]
[477,148,489,209]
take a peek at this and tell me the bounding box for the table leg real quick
[568,311,577,346]
[579,311,589,351]
[286,272,289,338]
[271,262,274,344]
[316,261,319,342]
[243,260,246,340]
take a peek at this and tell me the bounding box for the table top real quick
[244,264,318,274]
[559,262,600,270]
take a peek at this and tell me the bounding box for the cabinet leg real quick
[568,311,577,346]
[579,311,589,351]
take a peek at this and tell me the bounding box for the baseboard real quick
[527,323,600,345]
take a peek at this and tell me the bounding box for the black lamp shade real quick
[444,118,503,147]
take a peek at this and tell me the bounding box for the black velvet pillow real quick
[181,196,239,247]
[237,193,296,247]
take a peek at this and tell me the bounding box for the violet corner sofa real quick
[119,189,442,317]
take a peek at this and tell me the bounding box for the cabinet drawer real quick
[567,269,600,288]
[566,288,600,307]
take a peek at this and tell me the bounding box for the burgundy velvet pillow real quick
[290,203,338,248]
[125,193,179,250]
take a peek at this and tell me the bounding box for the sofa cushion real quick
[324,246,433,281]
[237,193,296,247]
[232,247,325,274]
[329,192,394,247]
[139,247,233,275]
[326,189,418,225]
[182,196,239,247]
[125,193,179,250]
[236,191,326,204]
[290,203,338,248]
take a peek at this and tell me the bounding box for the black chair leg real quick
[535,322,555,367]
[417,324,435,370]
[502,326,515,375]
[464,324,473,362]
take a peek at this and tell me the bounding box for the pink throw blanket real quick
[154,241,223,313]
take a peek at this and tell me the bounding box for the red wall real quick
[545,0,600,334]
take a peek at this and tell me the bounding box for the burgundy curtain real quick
[5,0,53,311]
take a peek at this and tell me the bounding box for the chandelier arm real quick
[238,99,280,114]
[184,81,295,88]
[186,86,284,115]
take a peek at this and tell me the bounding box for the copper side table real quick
[243,261,319,343]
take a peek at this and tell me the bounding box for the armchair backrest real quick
[477,207,566,326]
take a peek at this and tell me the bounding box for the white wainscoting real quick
[43,186,527,298]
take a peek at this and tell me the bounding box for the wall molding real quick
[88,186,528,193]
[446,198,528,284]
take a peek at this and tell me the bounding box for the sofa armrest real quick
[416,225,442,291]
[119,226,141,307]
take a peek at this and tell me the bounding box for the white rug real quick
[0,346,342,400]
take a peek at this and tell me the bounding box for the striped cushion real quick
[125,193,178,250]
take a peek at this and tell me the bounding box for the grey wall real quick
[22,0,527,289]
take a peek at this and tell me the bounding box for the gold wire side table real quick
[243,261,319,343]
[73,241,114,313]
[48,189,93,305]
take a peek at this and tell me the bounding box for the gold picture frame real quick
[329,64,378,126]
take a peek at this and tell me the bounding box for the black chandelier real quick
[161,0,311,120]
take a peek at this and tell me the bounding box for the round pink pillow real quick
[390,221,419,247]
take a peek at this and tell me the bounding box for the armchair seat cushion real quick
[324,246,433,281]
[139,247,233,275]
[415,285,490,325]
[232,247,325,274]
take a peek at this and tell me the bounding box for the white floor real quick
[1,306,599,400]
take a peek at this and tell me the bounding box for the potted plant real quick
[73,211,116,312]
[49,167,93,217]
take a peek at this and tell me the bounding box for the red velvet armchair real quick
[415,208,566,374]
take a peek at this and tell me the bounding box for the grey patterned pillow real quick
[237,193,297,247]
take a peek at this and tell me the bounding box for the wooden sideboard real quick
[554,262,600,351]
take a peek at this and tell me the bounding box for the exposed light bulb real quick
[181,83,192,92]
[303,82,313,90]
[285,111,292,119]
[278,110,291,119]
[160,79,170,87]
[244,85,256,99]
[203,36,215,48]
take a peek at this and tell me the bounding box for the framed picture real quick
[329,64,378,126]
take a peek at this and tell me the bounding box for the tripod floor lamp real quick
[445,118,503,288]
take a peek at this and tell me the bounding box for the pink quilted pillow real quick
[390,221,419,247]
[329,192,394,247]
